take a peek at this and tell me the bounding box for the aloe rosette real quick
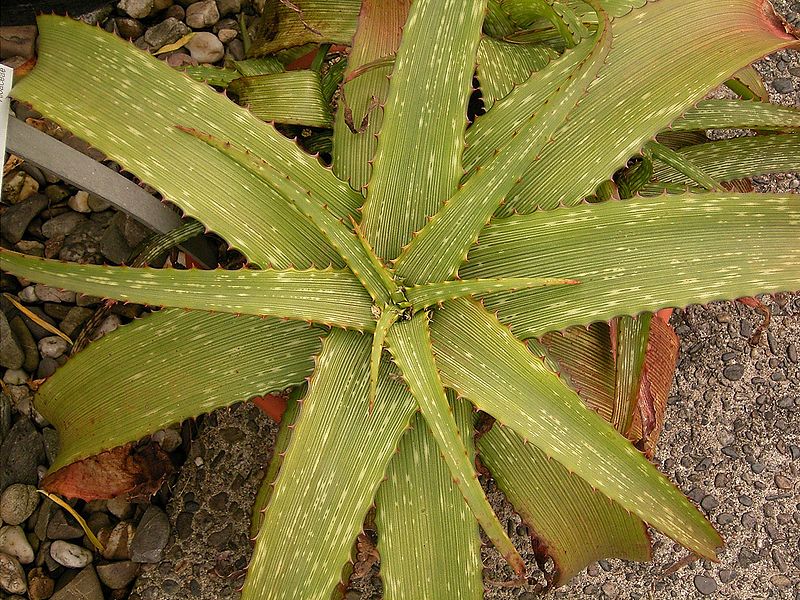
[1,0,799,597]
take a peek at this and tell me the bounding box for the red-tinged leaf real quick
[41,443,173,501]
[252,393,289,422]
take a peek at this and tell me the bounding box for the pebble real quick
[34,284,76,304]
[59,306,94,338]
[118,0,153,19]
[129,506,169,563]
[38,336,69,359]
[8,317,37,374]
[216,0,241,16]
[47,509,86,540]
[0,194,48,243]
[152,428,182,452]
[718,569,735,583]
[186,0,220,28]
[0,551,26,594]
[100,522,135,561]
[96,560,139,589]
[0,526,34,564]
[0,312,24,370]
[770,574,791,589]
[92,314,122,340]
[27,567,54,600]
[774,474,792,490]
[41,212,87,240]
[107,496,134,520]
[700,495,719,511]
[50,565,103,600]
[67,191,91,213]
[144,17,191,48]
[2,369,26,385]
[0,484,39,525]
[18,286,38,303]
[114,17,146,40]
[36,357,59,379]
[772,78,794,93]
[185,31,225,63]
[693,574,717,595]
[722,363,744,381]
[49,540,93,568]
[217,28,238,43]
[0,418,45,489]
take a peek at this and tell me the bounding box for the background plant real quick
[1,0,798,598]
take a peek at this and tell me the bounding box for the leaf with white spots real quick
[11,16,362,269]
[668,100,800,132]
[405,277,578,310]
[430,298,722,559]
[394,2,611,285]
[386,312,525,575]
[478,421,651,586]
[481,0,800,212]
[462,193,800,339]
[360,0,487,260]
[37,309,320,473]
[0,250,374,331]
[228,70,333,127]
[376,399,483,600]
[243,330,417,600]
[651,134,800,184]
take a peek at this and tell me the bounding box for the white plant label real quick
[0,64,13,189]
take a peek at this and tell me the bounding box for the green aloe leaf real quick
[462,193,800,339]
[178,128,399,305]
[669,99,800,132]
[395,2,610,284]
[376,399,483,600]
[430,298,722,558]
[611,314,651,434]
[243,330,417,599]
[644,140,721,191]
[228,71,333,127]
[11,16,361,269]
[405,277,577,310]
[502,0,589,46]
[485,0,799,212]
[652,134,800,184]
[725,65,769,101]
[369,309,400,412]
[37,309,320,473]
[478,422,651,586]
[386,313,525,575]
[182,64,241,87]
[0,250,374,331]
[476,37,557,110]
[360,0,487,260]
[248,0,361,56]
[332,0,411,190]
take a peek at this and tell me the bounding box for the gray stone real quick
[0,312,24,370]
[106,496,134,520]
[59,306,94,338]
[772,78,794,93]
[115,17,146,40]
[129,506,169,563]
[693,575,718,595]
[41,212,87,239]
[722,364,744,381]
[8,316,39,373]
[0,484,39,525]
[118,0,154,19]
[34,284,75,304]
[50,566,103,600]
[91,314,122,340]
[0,194,48,243]
[96,560,139,589]
[14,239,45,256]
[0,552,26,594]
[0,25,36,60]
[144,17,191,49]
[217,28,238,43]
[216,0,241,16]
[2,369,26,385]
[99,522,135,561]
[0,418,44,489]
[100,222,135,264]
[58,220,106,264]
[47,510,85,540]
[185,31,225,63]
[38,336,69,359]
[49,540,93,568]
[0,526,34,564]
[42,428,59,466]
[36,357,58,380]
[186,0,220,28]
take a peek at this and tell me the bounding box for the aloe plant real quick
[1,0,799,597]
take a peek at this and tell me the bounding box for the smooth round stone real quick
[38,336,69,359]
[96,560,139,589]
[2,369,27,385]
[0,484,40,525]
[0,552,27,594]
[185,0,220,28]
[0,526,35,564]
[67,191,92,213]
[185,32,224,64]
[50,540,94,568]
[693,574,718,595]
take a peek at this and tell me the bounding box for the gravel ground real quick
[0,1,798,599]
